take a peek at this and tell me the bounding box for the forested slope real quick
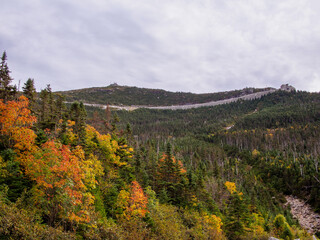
[0,52,318,239]
[87,89,320,238]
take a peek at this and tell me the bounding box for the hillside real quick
[86,89,320,238]
[1,61,319,240]
[57,83,274,106]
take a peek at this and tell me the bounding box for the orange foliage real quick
[127,181,149,219]
[117,181,149,220]
[0,96,37,152]
[27,140,93,224]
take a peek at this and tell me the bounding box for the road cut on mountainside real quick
[80,89,277,111]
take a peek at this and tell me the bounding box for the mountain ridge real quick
[57,83,277,106]
[79,88,277,110]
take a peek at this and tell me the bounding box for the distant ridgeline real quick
[60,84,299,112]
[57,84,276,106]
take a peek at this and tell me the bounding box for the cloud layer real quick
[1,0,320,93]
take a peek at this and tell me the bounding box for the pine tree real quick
[39,85,52,129]
[70,101,87,144]
[0,51,16,102]
[225,191,251,239]
[156,143,188,205]
[54,94,67,123]
[22,78,36,112]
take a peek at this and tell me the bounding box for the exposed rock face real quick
[280,84,296,92]
[285,195,320,234]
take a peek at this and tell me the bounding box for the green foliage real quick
[22,78,36,112]
[69,101,87,144]
[0,149,32,202]
[273,214,294,240]
[224,192,250,239]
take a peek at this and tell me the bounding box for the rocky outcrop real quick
[285,195,320,234]
[280,84,296,92]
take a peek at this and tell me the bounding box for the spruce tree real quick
[225,193,251,239]
[0,51,16,102]
[70,101,87,144]
[39,85,51,129]
[22,78,36,112]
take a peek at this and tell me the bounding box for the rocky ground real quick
[285,195,320,234]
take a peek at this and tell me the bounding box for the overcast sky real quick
[1,0,320,93]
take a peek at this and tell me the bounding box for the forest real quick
[0,51,319,239]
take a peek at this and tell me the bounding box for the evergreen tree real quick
[39,85,53,129]
[54,94,67,123]
[225,192,251,239]
[70,101,87,144]
[22,78,36,112]
[0,51,16,102]
[155,143,188,205]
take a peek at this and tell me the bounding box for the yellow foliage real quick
[116,190,130,217]
[67,120,75,127]
[65,128,77,143]
[117,181,149,220]
[225,181,237,194]
[202,212,223,233]
[73,145,104,190]
[250,213,266,236]
[150,204,188,240]
[252,149,260,157]
[183,210,224,240]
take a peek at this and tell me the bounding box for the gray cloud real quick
[1,0,320,93]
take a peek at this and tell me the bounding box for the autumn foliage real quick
[117,181,148,220]
[27,140,93,225]
[0,96,37,152]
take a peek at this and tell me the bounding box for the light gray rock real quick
[285,196,320,234]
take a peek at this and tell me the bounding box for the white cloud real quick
[1,0,320,92]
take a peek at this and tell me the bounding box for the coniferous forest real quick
[0,51,319,239]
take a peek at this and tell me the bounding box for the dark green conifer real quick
[70,101,87,144]
[22,78,36,112]
[0,51,16,102]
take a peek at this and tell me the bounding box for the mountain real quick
[2,52,319,239]
[57,83,274,106]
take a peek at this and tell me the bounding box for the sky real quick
[1,0,320,93]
